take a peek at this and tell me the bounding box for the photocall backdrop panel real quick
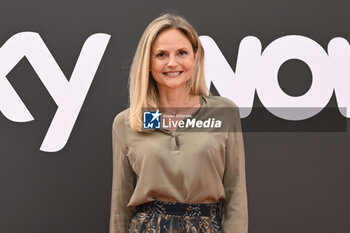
[0,0,349,232]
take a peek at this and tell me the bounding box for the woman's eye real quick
[156,52,165,57]
[178,51,187,55]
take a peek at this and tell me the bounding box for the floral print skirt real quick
[129,200,222,233]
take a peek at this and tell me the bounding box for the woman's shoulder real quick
[202,95,242,132]
[112,108,130,131]
[203,95,239,108]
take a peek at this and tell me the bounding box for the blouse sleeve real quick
[109,116,136,233]
[222,108,248,233]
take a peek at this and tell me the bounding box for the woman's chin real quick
[158,82,189,91]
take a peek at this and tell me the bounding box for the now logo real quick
[200,35,350,120]
[0,32,110,152]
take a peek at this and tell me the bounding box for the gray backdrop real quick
[0,0,349,232]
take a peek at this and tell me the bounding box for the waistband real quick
[135,200,222,217]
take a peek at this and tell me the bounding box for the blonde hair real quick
[128,13,208,132]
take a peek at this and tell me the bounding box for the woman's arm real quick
[109,116,136,233]
[222,108,248,233]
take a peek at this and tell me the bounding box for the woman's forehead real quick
[152,28,192,51]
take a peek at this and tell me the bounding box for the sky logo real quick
[143,110,161,129]
[0,32,111,152]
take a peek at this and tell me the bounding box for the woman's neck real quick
[158,88,200,109]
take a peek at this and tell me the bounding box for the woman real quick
[110,13,248,233]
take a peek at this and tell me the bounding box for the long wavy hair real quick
[128,13,208,132]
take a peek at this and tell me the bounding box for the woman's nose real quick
[167,54,178,67]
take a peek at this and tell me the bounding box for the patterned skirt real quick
[128,200,222,233]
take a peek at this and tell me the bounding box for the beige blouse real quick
[109,95,248,233]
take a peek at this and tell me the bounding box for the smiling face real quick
[150,28,197,93]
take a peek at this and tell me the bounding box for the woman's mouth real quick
[163,71,183,77]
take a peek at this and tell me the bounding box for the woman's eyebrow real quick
[177,47,190,50]
[153,48,167,53]
[154,47,190,53]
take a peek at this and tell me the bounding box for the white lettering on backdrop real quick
[200,35,349,120]
[0,32,111,152]
[1,33,349,152]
